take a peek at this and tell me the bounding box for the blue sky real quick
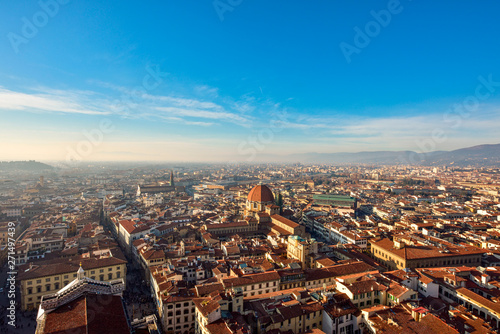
[1,0,500,162]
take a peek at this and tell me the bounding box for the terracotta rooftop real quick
[205,221,249,229]
[247,185,274,203]
[372,238,484,260]
[456,287,500,316]
[42,294,130,334]
[221,271,280,288]
[195,282,224,297]
[367,304,458,334]
[18,253,126,281]
[193,297,221,317]
[271,215,299,229]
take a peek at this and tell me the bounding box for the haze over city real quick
[2,1,500,162]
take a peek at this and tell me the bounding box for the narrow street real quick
[122,264,158,322]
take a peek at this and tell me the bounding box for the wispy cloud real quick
[147,95,223,111]
[155,106,249,124]
[3,79,499,162]
[283,105,500,152]
[89,80,254,125]
[194,85,219,97]
[0,87,110,116]
[0,84,254,126]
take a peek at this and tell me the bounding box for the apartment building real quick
[17,250,127,310]
[370,238,483,270]
[220,271,280,297]
[117,219,154,253]
[336,279,388,309]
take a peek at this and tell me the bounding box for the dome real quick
[247,184,274,203]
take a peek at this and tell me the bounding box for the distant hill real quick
[420,144,500,166]
[0,161,54,172]
[276,143,500,166]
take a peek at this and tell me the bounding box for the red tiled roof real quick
[118,219,136,234]
[371,238,484,260]
[205,221,248,229]
[43,294,130,334]
[195,282,224,296]
[248,185,274,203]
[306,261,375,281]
[193,297,221,317]
[222,271,280,288]
[271,215,299,229]
[205,319,233,334]
[18,251,126,281]
[456,287,500,315]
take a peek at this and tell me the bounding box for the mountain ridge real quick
[269,143,500,166]
[0,160,54,172]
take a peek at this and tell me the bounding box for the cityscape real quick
[1,163,500,333]
[2,1,500,334]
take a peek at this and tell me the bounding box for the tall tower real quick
[275,192,284,215]
[170,170,175,187]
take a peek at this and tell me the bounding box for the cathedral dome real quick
[247,184,274,203]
